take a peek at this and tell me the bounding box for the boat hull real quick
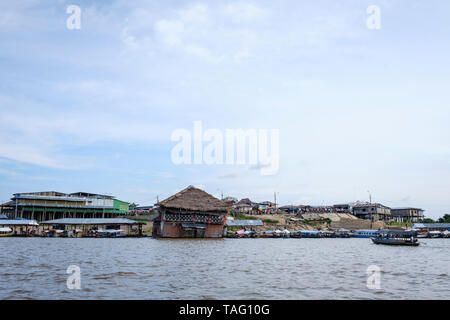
[0,233,13,237]
[371,238,419,246]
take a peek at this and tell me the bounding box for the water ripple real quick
[0,238,449,299]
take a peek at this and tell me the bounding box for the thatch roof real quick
[157,186,229,212]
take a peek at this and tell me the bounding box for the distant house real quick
[391,207,424,223]
[133,206,154,214]
[302,206,334,214]
[352,203,392,221]
[152,186,229,238]
[233,198,255,214]
[0,201,13,218]
[258,201,276,214]
[278,205,304,214]
[333,204,353,214]
[223,197,238,206]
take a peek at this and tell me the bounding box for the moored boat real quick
[335,228,351,238]
[0,227,13,237]
[427,230,442,238]
[44,229,65,237]
[96,229,126,238]
[299,230,321,238]
[354,229,379,238]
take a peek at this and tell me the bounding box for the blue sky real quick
[0,0,449,218]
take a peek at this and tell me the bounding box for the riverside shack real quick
[152,186,229,238]
[40,218,144,237]
[0,219,39,236]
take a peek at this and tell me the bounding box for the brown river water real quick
[0,238,449,299]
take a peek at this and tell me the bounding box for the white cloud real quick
[123,2,266,63]
[223,2,267,21]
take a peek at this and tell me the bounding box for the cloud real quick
[0,147,91,170]
[223,2,267,21]
[119,2,267,63]
[153,3,225,62]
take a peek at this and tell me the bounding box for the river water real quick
[0,238,448,300]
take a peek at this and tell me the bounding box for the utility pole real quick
[367,190,372,204]
[274,192,279,210]
[217,189,223,200]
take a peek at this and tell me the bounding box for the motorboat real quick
[0,227,13,237]
[371,230,419,246]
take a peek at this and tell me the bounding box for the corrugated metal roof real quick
[0,219,39,226]
[226,219,264,226]
[40,218,143,225]
[412,223,450,229]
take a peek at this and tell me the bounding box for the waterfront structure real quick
[40,218,143,237]
[354,229,380,238]
[352,203,392,221]
[226,219,264,227]
[0,219,39,236]
[412,223,450,232]
[225,219,264,237]
[7,191,130,221]
[152,186,229,238]
[391,207,424,222]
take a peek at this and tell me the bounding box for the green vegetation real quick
[261,218,278,224]
[420,215,450,223]
[125,216,150,223]
[232,213,258,220]
[302,218,331,227]
[388,221,414,227]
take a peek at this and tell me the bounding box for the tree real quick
[129,203,139,211]
[438,214,450,223]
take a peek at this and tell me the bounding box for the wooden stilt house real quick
[152,186,229,238]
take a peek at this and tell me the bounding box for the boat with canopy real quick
[371,230,420,246]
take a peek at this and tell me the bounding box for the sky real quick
[0,0,449,218]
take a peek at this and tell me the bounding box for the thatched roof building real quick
[153,186,229,238]
[157,186,229,212]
